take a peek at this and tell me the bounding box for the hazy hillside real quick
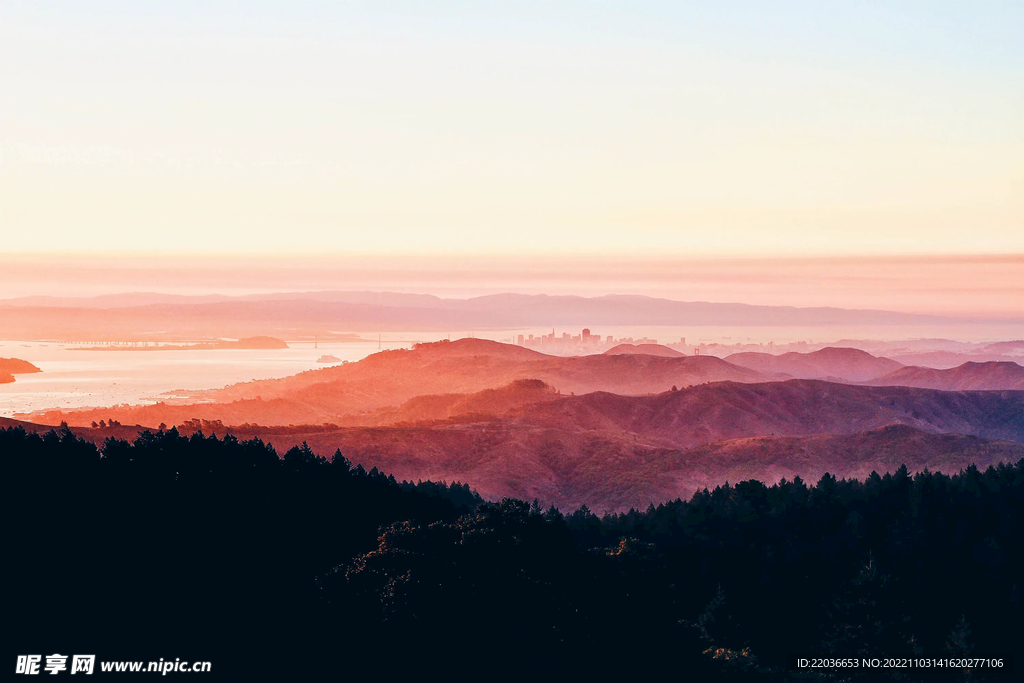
[631,425,1024,511]
[518,380,1024,446]
[47,379,1024,510]
[235,421,1024,511]
[889,351,1024,369]
[868,361,1024,391]
[356,379,561,426]
[603,343,684,357]
[12,380,1024,511]
[26,339,767,427]
[725,347,902,381]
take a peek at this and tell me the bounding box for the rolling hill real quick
[26,339,767,427]
[10,378,1024,511]
[236,419,1024,512]
[115,380,1024,510]
[516,380,1024,446]
[725,347,902,381]
[603,343,684,357]
[349,379,562,426]
[888,351,1023,369]
[868,361,1024,391]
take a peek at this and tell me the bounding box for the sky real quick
[1,1,1022,258]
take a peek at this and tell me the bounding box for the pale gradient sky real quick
[1,1,1021,256]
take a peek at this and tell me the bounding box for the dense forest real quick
[5,426,1021,680]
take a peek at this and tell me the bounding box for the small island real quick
[317,354,342,363]
[0,358,43,384]
[218,336,290,350]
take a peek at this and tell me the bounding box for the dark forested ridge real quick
[5,426,1021,680]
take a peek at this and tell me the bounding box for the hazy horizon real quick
[2,253,1023,319]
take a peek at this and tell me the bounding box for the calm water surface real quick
[0,339,421,417]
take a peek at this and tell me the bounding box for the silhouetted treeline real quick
[5,426,1021,680]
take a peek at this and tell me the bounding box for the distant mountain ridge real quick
[0,290,447,309]
[725,347,902,382]
[27,340,1024,431]
[889,351,1024,369]
[239,379,1024,509]
[515,380,1024,446]
[7,410,1023,513]
[0,290,963,340]
[358,379,561,426]
[868,361,1024,391]
[229,414,1024,511]
[13,343,1024,511]
[604,343,684,357]
[26,338,767,427]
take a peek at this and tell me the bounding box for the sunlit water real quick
[0,338,421,417]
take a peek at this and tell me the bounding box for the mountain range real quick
[725,347,904,381]
[234,378,1024,509]
[867,361,1024,391]
[16,338,1024,511]
[0,291,961,340]
[28,339,766,427]
[250,422,1023,511]
[15,389,1023,512]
